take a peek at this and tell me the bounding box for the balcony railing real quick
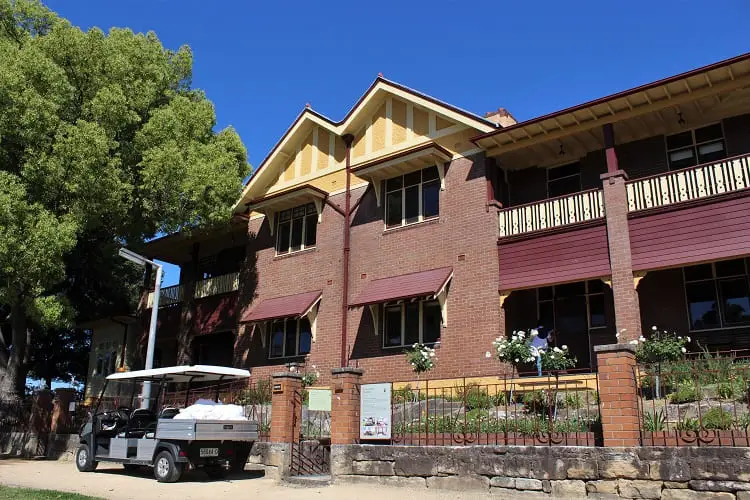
[498,189,604,238]
[626,154,750,212]
[146,271,240,308]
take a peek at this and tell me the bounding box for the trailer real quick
[76,365,258,482]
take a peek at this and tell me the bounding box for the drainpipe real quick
[340,134,354,367]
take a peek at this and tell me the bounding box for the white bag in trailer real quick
[173,399,246,420]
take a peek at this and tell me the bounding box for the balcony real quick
[147,271,240,308]
[498,189,604,238]
[626,154,750,212]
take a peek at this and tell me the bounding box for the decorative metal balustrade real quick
[146,271,240,308]
[498,189,605,238]
[626,154,750,212]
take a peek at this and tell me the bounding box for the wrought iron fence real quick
[389,373,601,446]
[0,398,34,433]
[637,352,750,446]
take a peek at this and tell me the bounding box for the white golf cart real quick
[76,365,258,482]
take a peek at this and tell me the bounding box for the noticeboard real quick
[307,388,332,412]
[360,383,391,440]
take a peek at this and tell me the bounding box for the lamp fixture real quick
[558,143,565,156]
[677,111,686,127]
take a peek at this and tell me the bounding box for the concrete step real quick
[283,474,332,487]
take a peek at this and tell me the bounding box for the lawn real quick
[0,486,103,500]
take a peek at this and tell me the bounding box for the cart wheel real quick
[75,444,98,472]
[153,451,184,483]
[205,466,227,480]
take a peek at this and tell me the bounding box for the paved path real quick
[0,460,507,500]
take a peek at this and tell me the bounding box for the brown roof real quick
[350,267,453,307]
[241,290,322,323]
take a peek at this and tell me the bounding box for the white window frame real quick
[665,122,726,171]
[268,317,312,359]
[546,162,582,199]
[382,298,442,348]
[682,259,750,332]
[94,341,118,377]
[384,166,440,229]
[275,203,317,256]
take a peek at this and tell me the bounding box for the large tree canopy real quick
[0,0,250,395]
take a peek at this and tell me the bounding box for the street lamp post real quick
[119,248,162,409]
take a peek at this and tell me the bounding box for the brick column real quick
[270,373,302,444]
[50,388,76,434]
[330,367,363,445]
[601,170,641,342]
[595,343,640,447]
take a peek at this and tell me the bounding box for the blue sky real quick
[45,0,749,286]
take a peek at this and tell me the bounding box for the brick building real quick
[86,53,750,392]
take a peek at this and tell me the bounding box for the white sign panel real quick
[360,383,391,440]
[307,389,332,412]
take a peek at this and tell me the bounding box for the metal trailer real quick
[76,365,258,483]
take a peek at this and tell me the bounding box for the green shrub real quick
[564,392,583,409]
[522,390,556,415]
[676,417,700,432]
[669,382,701,404]
[736,413,750,430]
[393,385,415,403]
[235,379,272,406]
[643,409,666,432]
[702,408,733,430]
[455,383,495,410]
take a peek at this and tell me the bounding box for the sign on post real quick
[308,388,332,412]
[360,383,391,440]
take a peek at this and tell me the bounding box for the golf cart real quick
[76,365,258,482]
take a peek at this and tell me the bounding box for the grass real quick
[0,486,103,500]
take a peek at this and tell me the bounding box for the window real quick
[276,203,317,255]
[666,123,726,170]
[684,259,750,331]
[383,299,442,347]
[385,166,440,228]
[547,162,581,198]
[269,317,312,358]
[536,280,606,331]
[94,341,117,377]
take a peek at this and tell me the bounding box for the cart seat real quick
[159,407,180,419]
[124,408,157,438]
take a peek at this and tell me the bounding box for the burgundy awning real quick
[350,267,453,307]
[241,290,322,323]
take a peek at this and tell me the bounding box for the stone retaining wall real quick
[332,445,750,499]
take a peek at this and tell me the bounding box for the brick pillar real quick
[595,344,640,447]
[50,388,76,434]
[28,390,53,456]
[330,367,363,445]
[270,373,302,444]
[601,170,641,342]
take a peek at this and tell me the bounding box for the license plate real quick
[199,447,219,457]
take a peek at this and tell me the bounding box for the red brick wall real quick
[347,154,502,383]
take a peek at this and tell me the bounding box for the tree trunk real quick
[0,300,29,398]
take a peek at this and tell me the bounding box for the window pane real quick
[277,222,291,254]
[698,140,725,164]
[539,301,554,330]
[587,279,603,294]
[304,214,317,247]
[669,147,697,170]
[404,302,420,346]
[386,191,403,227]
[685,282,720,330]
[588,294,606,328]
[548,176,581,198]
[404,170,421,187]
[292,206,306,218]
[298,318,312,355]
[386,176,402,192]
[556,282,585,297]
[405,185,419,223]
[306,203,317,215]
[270,323,284,357]
[422,180,440,219]
[284,322,297,357]
[716,259,745,278]
[538,286,554,301]
[667,131,693,150]
[684,264,713,281]
[384,306,402,346]
[422,166,439,181]
[422,301,442,344]
[719,278,750,325]
[695,124,723,143]
[548,162,580,181]
[290,217,303,251]
[279,209,292,222]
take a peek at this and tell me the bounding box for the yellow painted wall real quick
[371,102,387,152]
[413,107,429,136]
[436,115,453,131]
[283,157,295,182]
[391,98,407,145]
[352,126,366,158]
[317,128,330,171]
[300,131,314,176]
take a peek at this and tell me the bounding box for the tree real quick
[0,1,250,396]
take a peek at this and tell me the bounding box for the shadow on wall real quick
[234,230,260,367]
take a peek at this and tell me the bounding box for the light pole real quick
[119,247,162,409]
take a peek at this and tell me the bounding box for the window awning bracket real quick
[433,157,446,191]
[369,304,379,335]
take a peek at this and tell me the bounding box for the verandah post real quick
[595,343,641,447]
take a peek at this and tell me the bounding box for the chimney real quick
[484,108,518,128]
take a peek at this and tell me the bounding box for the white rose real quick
[629,340,638,345]
[615,332,620,338]
[561,345,568,350]
[686,336,691,343]
[429,352,435,357]
[485,351,491,358]
[514,358,519,363]
[681,347,687,353]
[651,326,657,331]
[530,329,538,337]
[639,336,646,343]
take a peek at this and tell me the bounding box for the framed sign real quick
[360,383,391,440]
[307,388,332,412]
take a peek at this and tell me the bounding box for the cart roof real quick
[106,365,251,382]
